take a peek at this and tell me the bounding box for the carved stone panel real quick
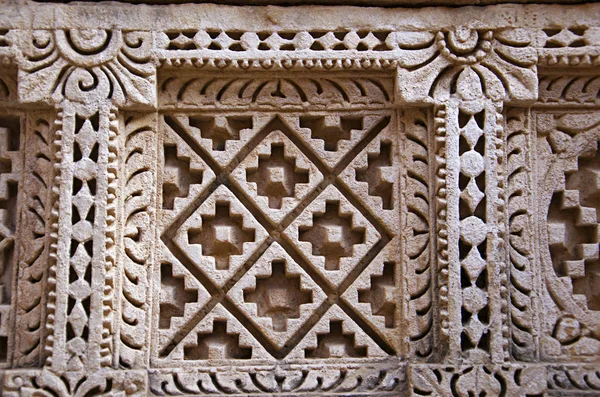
[536,109,600,361]
[147,72,412,393]
[0,2,598,396]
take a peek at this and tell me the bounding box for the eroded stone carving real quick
[0,2,598,395]
[537,110,600,360]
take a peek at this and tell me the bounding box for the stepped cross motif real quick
[246,144,310,209]
[187,202,256,270]
[243,260,313,332]
[184,320,252,360]
[299,201,366,271]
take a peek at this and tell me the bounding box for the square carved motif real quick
[142,72,434,391]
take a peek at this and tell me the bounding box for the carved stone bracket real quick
[396,28,538,104]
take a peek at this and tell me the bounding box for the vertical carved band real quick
[504,108,539,361]
[434,105,450,358]
[0,110,23,368]
[403,108,438,360]
[116,113,157,369]
[444,96,507,362]
[47,101,117,372]
[14,113,56,367]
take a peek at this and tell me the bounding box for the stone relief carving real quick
[537,110,600,361]
[0,1,597,395]
[18,29,155,106]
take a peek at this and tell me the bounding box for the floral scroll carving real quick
[18,29,155,107]
[395,27,537,103]
[0,2,597,396]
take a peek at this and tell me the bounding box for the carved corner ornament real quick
[396,27,538,104]
[17,29,156,107]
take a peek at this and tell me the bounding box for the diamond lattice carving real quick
[3,4,600,395]
[155,96,395,367]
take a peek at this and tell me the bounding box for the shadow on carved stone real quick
[305,320,367,358]
[548,147,600,311]
[184,320,252,360]
[299,201,365,271]
[358,261,396,328]
[243,260,313,332]
[246,144,309,210]
[188,202,256,271]
[162,145,204,210]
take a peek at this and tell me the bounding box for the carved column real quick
[397,27,547,393]
[4,29,155,394]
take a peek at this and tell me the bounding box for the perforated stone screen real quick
[0,1,598,396]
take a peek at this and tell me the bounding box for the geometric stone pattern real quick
[0,2,598,396]
[536,110,600,362]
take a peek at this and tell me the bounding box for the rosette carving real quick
[394,27,537,103]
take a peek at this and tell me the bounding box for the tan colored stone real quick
[0,1,597,396]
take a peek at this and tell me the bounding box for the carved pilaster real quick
[396,27,537,363]
[12,28,156,392]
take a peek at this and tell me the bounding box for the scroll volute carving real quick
[18,29,155,107]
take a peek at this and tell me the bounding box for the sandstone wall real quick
[0,1,597,395]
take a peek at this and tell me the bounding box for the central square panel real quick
[151,73,410,375]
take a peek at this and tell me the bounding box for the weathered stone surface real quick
[0,1,597,395]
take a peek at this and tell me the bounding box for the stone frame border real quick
[0,2,597,396]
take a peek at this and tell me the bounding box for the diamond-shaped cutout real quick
[173,185,269,287]
[284,185,380,288]
[461,116,483,149]
[317,32,341,50]
[67,303,89,337]
[72,183,94,218]
[361,32,382,50]
[228,242,327,349]
[547,29,583,47]
[460,178,484,213]
[214,32,235,50]
[170,33,194,50]
[341,240,399,351]
[230,131,324,224]
[285,114,385,170]
[463,316,487,346]
[461,248,487,281]
[74,119,98,154]
[166,114,268,168]
[70,244,91,277]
